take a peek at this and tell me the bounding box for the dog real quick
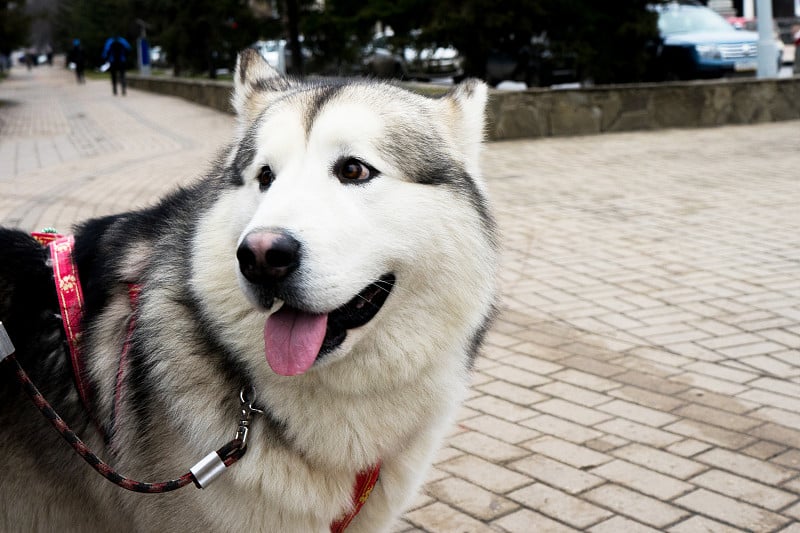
[0,49,497,532]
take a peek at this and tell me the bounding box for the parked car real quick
[361,30,464,81]
[150,45,168,68]
[650,2,782,80]
[485,33,580,88]
[250,39,311,75]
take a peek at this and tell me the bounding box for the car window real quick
[658,7,735,35]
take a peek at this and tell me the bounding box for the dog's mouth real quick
[263,273,395,376]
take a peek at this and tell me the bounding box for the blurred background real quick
[1,0,798,87]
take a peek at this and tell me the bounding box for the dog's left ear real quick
[232,49,293,121]
[441,79,488,172]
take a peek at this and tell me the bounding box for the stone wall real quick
[128,74,800,141]
[485,77,800,140]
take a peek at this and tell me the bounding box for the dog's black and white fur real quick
[0,50,497,532]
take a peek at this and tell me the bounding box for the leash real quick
[0,320,250,492]
[0,231,381,529]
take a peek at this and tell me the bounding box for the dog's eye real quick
[257,165,275,191]
[335,158,378,183]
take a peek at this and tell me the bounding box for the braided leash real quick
[0,321,250,493]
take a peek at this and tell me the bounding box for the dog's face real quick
[195,50,495,378]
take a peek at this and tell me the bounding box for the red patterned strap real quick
[330,462,382,533]
[32,232,96,424]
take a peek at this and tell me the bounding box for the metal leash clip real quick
[236,386,265,450]
[0,322,16,363]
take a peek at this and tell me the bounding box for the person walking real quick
[102,35,132,96]
[67,39,86,84]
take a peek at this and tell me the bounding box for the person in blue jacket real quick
[102,36,132,96]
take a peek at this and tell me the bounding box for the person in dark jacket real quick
[68,39,86,84]
[102,36,132,95]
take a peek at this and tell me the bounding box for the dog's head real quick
[198,49,496,379]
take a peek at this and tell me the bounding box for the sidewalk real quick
[3,63,800,533]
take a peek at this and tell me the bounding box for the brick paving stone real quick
[613,444,707,479]
[588,516,660,533]
[688,469,796,511]
[752,407,800,432]
[492,509,579,533]
[535,381,610,407]
[523,436,612,469]
[460,415,541,444]
[595,418,683,448]
[614,370,690,395]
[609,385,686,412]
[508,454,605,495]
[438,455,530,494]
[583,484,689,528]
[559,356,626,378]
[753,423,800,449]
[719,341,786,359]
[498,354,563,376]
[548,369,620,392]
[590,459,693,500]
[741,355,799,376]
[465,395,538,422]
[533,398,614,426]
[667,516,746,533]
[663,418,757,449]
[585,435,629,453]
[673,371,751,395]
[760,329,800,349]
[751,378,800,398]
[482,364,552,388]
[741,440,787,460]
[783,502,800,520]
[597,398,678,427]
[672,404,762,432]
[773,449,800,470]
[476,381,548,406]
[674,489,791,531]
[695,448,796,485]
[447,431,529,463]
[508,483,613,529]
[521,414,603,444]
[425,477,519,521]
[405,502,497,533]
[680,388,759,414]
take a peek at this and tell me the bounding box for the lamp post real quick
[756,0,777,77]
[135,18,151,76]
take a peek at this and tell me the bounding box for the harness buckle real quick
[0,322,16,363]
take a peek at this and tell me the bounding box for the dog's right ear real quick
[232,49,293,121]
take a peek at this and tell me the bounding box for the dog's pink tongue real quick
[264,306,328,376]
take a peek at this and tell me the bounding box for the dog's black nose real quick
[237,230,301,283]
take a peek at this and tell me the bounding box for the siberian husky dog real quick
[0,49,497,532]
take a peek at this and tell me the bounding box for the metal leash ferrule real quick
[0,322,15,363]
[190,387,263,489]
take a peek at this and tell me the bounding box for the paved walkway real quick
[3,62,800,533]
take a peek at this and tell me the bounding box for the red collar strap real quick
[30,231,381,530]
[331,461,382,532]
[32,232,98,431]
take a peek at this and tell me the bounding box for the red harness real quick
[31,231,379,530]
